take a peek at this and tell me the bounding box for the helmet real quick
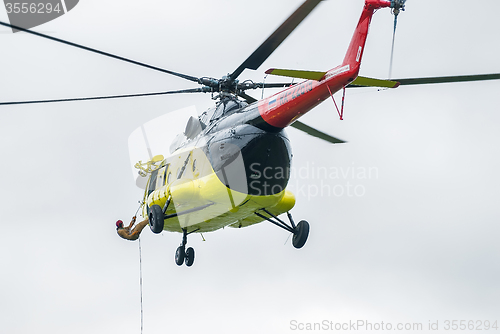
[116,220,124,228]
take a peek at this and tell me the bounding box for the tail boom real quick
[257,0,391,128]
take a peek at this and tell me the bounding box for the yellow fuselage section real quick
[141,146,295,233]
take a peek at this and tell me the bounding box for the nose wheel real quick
[175,228,197,267]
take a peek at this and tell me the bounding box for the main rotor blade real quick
[237,92,258,104]
[0,88,206,106]
[0,20,200,84]
[258,82,296,89]
[394,73,500,86]
[229,0,323,80]
[290,121,346,144]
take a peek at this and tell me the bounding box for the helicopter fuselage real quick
[142,0,392,233]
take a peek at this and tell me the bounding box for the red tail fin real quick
[342,0,391,73]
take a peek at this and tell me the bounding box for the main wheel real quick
[175,246,185,266]
[292,220,309,249]
[185,247,195,267]
[148,204,164,234]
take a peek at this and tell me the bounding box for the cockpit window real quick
[169,133,186,154]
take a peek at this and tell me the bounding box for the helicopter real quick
[2,0,499,267]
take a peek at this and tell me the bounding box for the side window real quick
[157,167,165,188]
[163,164,170,184]
[147,169,159,197]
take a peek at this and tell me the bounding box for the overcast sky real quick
[1,0,499,333]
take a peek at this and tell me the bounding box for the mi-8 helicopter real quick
[2,0,499,267]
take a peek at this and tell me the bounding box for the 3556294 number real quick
[444,320,498,331]
[5,2,62,14]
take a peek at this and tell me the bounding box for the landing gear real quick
[255,210,310,249]
[148,204,164,234]
[185,247,195,267]
[175,246,185,266]
[292,220,310,249]
[174,228,197,267]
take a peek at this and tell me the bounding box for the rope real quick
[135,201,143,217]
[139,238,144,334]
[136,200,145,334]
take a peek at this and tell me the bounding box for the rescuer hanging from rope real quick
[116,216,150,241]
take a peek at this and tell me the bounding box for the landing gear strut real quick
[255,210,310,249]
[148,200,207,266]
[175,228,197,267]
